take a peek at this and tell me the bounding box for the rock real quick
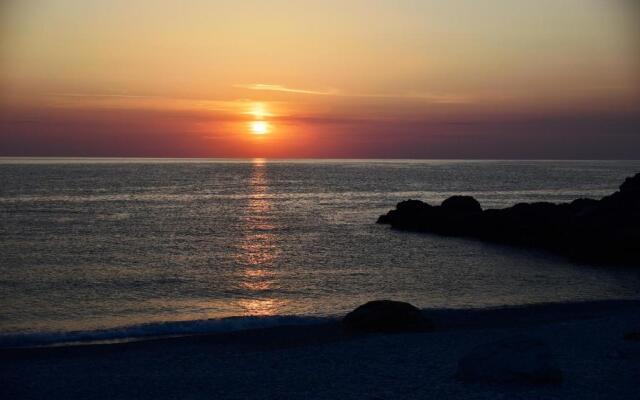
[569,198,599,217]
[456,337,563,384]
[377,199,433,229]
[598,173,640,212]
[342,300,434,333]
[377,172,640,264]
[396,199,430,213]
[441,196,482,215]
[620,173,640,196]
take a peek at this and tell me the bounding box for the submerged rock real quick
[456,337,563,385]
[342,300,434,333]
[377,172,640,264]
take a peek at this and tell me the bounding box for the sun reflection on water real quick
[233,158,285,316]
[237,298,285,316]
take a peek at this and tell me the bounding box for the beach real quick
[2,160,640,399]
[3,300,640,400]
[3,1,640,397]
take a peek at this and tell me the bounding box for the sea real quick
[1,158,640,347]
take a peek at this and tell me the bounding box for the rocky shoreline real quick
[378,173,640,264]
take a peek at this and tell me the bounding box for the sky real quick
[1,0,639,158]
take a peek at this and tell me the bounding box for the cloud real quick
[40,92,250,115]
[396,93,474,104]
[46,92,157,99]
[235,83,474,104]
[234,84,338,96]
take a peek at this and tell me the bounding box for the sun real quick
[250,121,270,135]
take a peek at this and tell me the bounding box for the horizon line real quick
[1,156,640,162]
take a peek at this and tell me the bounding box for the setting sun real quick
[250,121,270,135]
[2,1,640,398]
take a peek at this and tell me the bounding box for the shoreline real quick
[2,299,640,351]
[3,300,640,399]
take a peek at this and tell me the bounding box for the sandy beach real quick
[3,300,640,400]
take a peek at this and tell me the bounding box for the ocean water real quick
[1,158,640,345]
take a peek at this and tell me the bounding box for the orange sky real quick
[1,0,639,158]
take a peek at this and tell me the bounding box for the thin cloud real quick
[46,92,158,99]
[43,92,248,114]
[234,84,338,96]
[236,83,474,104]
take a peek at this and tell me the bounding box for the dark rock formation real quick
[377,172,640,264]
[456,337,563,384]
[441,195,482,215]
[342,300,434,333]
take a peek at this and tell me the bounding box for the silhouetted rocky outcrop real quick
[342,300,434,333]
[377,173,640,264]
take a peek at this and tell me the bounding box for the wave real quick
[0,315,334,349]
[3,299,638,349]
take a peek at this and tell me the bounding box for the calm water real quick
[1,159,640,342]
